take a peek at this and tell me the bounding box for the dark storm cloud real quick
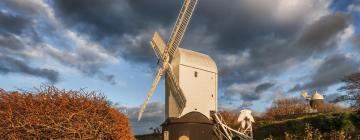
[255,82,275,93]
[54,0,288,68]
[1,0,46,15]
[98,73,117,86]
[0,0,119,85]
[0,11,29,34]
[291,54,360,91]
[120,102,164,134]
[0,55,59,83]
[191,0,296,53]
[45,45,119,85]
[297,13,351,48]
[53,0,178,37]
[0,10,60,83]
[52,0,181,64]
[51,0,302,65]
[241,92,261,101]
[355,35,360,47]
[52,0,356,95]
[325,92,341,102]
[218,38,312,86]
[224,82,275,102]
[289,84,302,92]
[0,34,24,50]
[217,12,352,86]
[2,0,356,102]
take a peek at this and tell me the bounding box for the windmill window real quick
[194,71,198,77]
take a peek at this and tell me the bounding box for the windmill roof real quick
[312,92,324,100]
[175,48,218,73]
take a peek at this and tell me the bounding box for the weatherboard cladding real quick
[166,48,218,119]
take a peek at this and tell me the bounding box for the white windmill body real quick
[137,0,253,139]
[237,109,255,138]
[166,48,218,119]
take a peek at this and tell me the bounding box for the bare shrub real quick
[263,98,347,120]
[336,72,360,110]
[264,98,308,120]
[219,111,240,129]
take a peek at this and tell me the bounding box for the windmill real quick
[138,0,253,139]
[137,0,198,121]
[300,90,325,112]
[237,109,255,138]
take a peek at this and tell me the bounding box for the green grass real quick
[254,111,360,139]
[135,111,360,140]
[135,134,161,140]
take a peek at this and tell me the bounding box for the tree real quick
[335,72,360,110]
[264,98,345,120]
[219,111,240,129]
[264,98,308,120]
[0,86,135,139]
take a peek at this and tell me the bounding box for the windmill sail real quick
[166,0,198,58]
[138,0,198,121]
[150,32,166,61]
[138,68,164,121]
[166,65,186,110]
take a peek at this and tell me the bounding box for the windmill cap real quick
[175,48,218,73]
[312,92,324,100]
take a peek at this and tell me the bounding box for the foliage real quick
[303,123,323,140]
[336,72,360,110]
[264,135,273,140]
[254,112,359,139]
[263,98,347,120]
[219,111,240,129]
[0,86,134,140]
[264,98,308,120]
[284,132,295,140]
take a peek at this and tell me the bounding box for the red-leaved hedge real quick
[0,86,134,140]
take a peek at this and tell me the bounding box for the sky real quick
[0,0,360,135]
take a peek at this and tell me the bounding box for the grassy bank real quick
[135,111,360,140]
[254,111,360,139]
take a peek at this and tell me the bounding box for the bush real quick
[0,86,134,140]
[263,98,347,121]
[263,98,308,120]
[219,111,240,129]
[254,112,359,139]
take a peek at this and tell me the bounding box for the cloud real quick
[296,12,352,48]
[50,0,347,88]
[0,0,120,84]
[119,102,165,135]
[354,35,360,48]
[291,54,360,91]
[0,55,59,83]
[1,0,357,96]
[324,92,341,102]
[224,82,275,102]
[255,82,275,93]
[0,34,25,50]
[51,0,359,102]
[0,11,29,34]
[51,0,181,65]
